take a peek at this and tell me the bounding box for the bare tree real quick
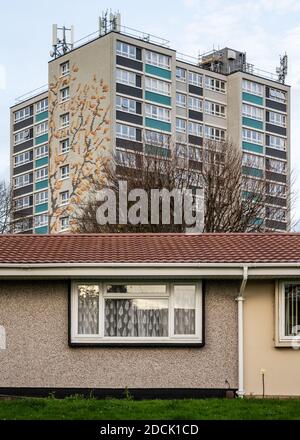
[72,148,201,233]
[0,181,12,234]
[73,138,268,233]
[202,139,266,232]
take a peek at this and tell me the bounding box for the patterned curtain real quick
[105,299,169,337]
[78,285,99,334]
[174,308,195,335]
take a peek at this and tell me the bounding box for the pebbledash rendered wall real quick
[0,280,238,390]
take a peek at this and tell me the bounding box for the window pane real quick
[106,284,167,294]
[285,284,300,336]
[105,298,168,337]
[78,285,99,334]
[174,285,196,335]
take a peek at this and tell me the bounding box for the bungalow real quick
[0,233,300,398]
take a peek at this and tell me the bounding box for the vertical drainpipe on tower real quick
[236,266,248,398]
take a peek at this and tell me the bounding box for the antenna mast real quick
[276,53,288,84]
[50,24,74,58]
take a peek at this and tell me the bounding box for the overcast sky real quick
[1,0,299,222]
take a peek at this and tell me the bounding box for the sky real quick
[0,0,299,222]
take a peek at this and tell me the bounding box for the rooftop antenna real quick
[99,10,121,36]
[50,24,74,58]
[276,53,288,84]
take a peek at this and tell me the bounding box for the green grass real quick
[0,396,300,420]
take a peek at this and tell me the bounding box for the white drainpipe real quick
[236,266,248,398]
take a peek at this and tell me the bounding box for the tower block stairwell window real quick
[70,282,203,346]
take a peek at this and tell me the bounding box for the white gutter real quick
[236,266,248,398]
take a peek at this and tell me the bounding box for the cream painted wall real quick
[244,280,300,397]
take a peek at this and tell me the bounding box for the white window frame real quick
[269,88,286,104]
[14,106,31,123]
[70,281,202,345]
[242,152,264,169]
[60,190,70,206]
[176,118,186,133]
[145,130,170,147]
[242,103,263,121]
[268,135,286,151]
[60,165,70,180]
[176,67,186,82]
[60,216,70,231]
[188,122,203,137]
[35,121,48,136]
[267,183,286,197]
[35,190,48,205]
[145,77,171,96]
[204,77,226,93]
[15,195,30,211]
[266,158,286,174]
[14,129,31,146]
[60,113,70,128]
[35,214,48,228]
[35,144,48,159]
[204,126,225,141]
[145,51,170,70]
[116,123,137,140]
[189,145,202,161]
[269,111,286,128]
[242,79,263,96]
[14,151,31,167]
[116,149,137,168]
[60,61,70,77]
[176,92,186,108]
[35,167,48,182]
[145,104,170,122]
[242,128,263,145]
[204,100,225,117]
[60,139,70,154]
[277,281,300,346]
[188,71,202,87]
[14,173,31,189]
[35,98,48,114]
[60,87,70,103]
[116,68,137,87]
[116,41,137,60]
[189,97,202,112]
[116,96,137,114]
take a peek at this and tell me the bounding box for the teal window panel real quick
[242,92,263,106]
[145,64,171,80]
[145,144,170,157]
[35,134,48,145]
[242,141,264,154]
[145,118,171,132]
[35,180,48,191]
[35,111,48,123]
[35,226,48,234]
[145,91,171,106]
[35,157,48,168]
[35,203,48,214]
[242,166,263,178]
[242,117,263,130]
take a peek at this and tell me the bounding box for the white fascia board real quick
[0,263,300,279]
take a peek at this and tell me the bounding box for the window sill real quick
[69,341,204,348]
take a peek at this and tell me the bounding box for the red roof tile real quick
[0,233,300,264]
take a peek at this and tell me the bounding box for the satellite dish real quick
[49,50,55,57]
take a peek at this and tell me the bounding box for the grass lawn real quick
[0,396,300,420]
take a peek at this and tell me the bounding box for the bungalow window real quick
[278,282,300,345]
[70,282,202,345]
